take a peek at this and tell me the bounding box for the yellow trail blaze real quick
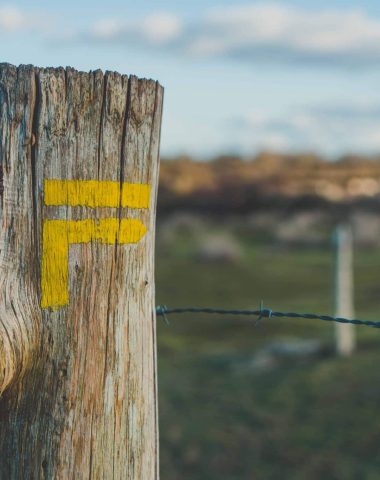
[44,179,151,209]
[41,218,147,309]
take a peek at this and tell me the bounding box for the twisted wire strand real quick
[156,305,380,329]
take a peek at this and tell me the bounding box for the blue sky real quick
[1,1,380,159]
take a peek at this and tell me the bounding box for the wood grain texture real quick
[0,64,163,479]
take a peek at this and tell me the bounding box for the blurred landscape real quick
[156,153,380,479]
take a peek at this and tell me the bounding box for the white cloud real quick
[92,19,123,40]
[0,4,52,33]
[188,4,380,66]
[91,12,181,46]
[86,4,380,68]
[227,102,380,155]
[2,3,380,69]
[0,5,26,31]
[141,13,182,43]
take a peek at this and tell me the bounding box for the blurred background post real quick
[334,224,356,356]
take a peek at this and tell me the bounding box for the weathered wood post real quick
[333,224,356,356]
[0,64,163,479]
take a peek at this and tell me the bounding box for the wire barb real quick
[255,300,272,326]
[156,305,170,325]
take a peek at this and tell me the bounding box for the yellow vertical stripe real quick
[41,220,69,309]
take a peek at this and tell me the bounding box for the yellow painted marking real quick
[44,179,151,209]
[41,218,147,309]
[42,178,150,309]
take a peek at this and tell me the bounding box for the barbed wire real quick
[156,303,380,329]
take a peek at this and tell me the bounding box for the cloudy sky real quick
[1,0,380,158]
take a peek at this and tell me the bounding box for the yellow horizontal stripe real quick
[67,218,147,244]
[44,179,150,209]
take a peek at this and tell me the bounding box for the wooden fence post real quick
[334,224,356,356]
[0,64,163,479]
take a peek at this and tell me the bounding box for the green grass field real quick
[156,227,380,479]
